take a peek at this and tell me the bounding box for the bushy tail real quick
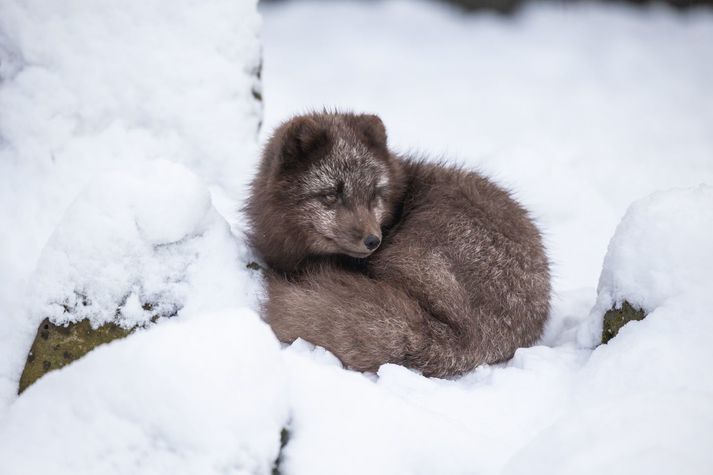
[263,266,482,377]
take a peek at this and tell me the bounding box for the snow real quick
[505,392,713,475]
[504,187,713,475]
[0,310,289,475]
[579,185,713,346]
[1,0,713,473]
[281,341,586,474]
[29,160,257,329]
[0,0,261,408]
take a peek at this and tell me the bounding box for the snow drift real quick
[0,0,262,407]
[0,311,289,475]
[29,160,257,330]
[580,185,713,346]
[506,186,713,475]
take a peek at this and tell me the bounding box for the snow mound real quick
[502,186,713,474]
[0,310,289,475]
[579,185,713,346]
[0,0,261,194]
[282,342,485,474]
[29,161,256,329]
[0,0,262,409]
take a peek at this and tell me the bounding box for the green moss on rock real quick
[18,318,133,394]
[602,301,646,344]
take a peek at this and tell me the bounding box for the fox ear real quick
[356,114,387,150]
[276,116,331,166]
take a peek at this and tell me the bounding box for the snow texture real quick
[504,186,713,475]
[579,185,713,347]
[28,160,257,329]
[0,0,261,408]
[1,0,713,474]
[0,310,289,475]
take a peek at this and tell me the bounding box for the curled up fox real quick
[245,111,550,378]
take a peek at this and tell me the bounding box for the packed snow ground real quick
[1,0,713,473]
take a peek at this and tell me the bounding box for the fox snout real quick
[339,207,382,256]
[354,207,381,251]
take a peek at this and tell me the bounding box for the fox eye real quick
[320,191,339,206]
[319,182,344,206]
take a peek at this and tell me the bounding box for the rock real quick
[442,0,521,14]
[272,427,290,475]
[601,301,646,344]
[18,318,133,394]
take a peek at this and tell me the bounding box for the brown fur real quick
[245,111,550,378]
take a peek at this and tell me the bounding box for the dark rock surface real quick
[18,318,133,394]
[601,301,646,344]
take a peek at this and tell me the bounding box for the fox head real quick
[261,112,404,259]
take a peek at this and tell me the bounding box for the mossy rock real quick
[601,301,646,344]
[18,318,133,394]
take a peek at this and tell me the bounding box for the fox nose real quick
[364,234,381,251]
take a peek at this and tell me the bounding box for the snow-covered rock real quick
[18,160,264,391]
[0,0,262,407]
[29,160,250,330]
[0,310,289,475]
[16,158,262,391]
[579,185,713,347]
[504,186,713,474]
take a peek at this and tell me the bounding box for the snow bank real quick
[279,338,587,474]
[282,341,484,474]
[0,310,289,475]
[0,0,261,192]
[579,185,713,346]
[0,0,261,408]
[505,186,713,474]
[29,160,260,329]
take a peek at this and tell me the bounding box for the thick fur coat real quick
[245,112,550,378]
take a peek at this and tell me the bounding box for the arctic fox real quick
[245,112,550,378]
